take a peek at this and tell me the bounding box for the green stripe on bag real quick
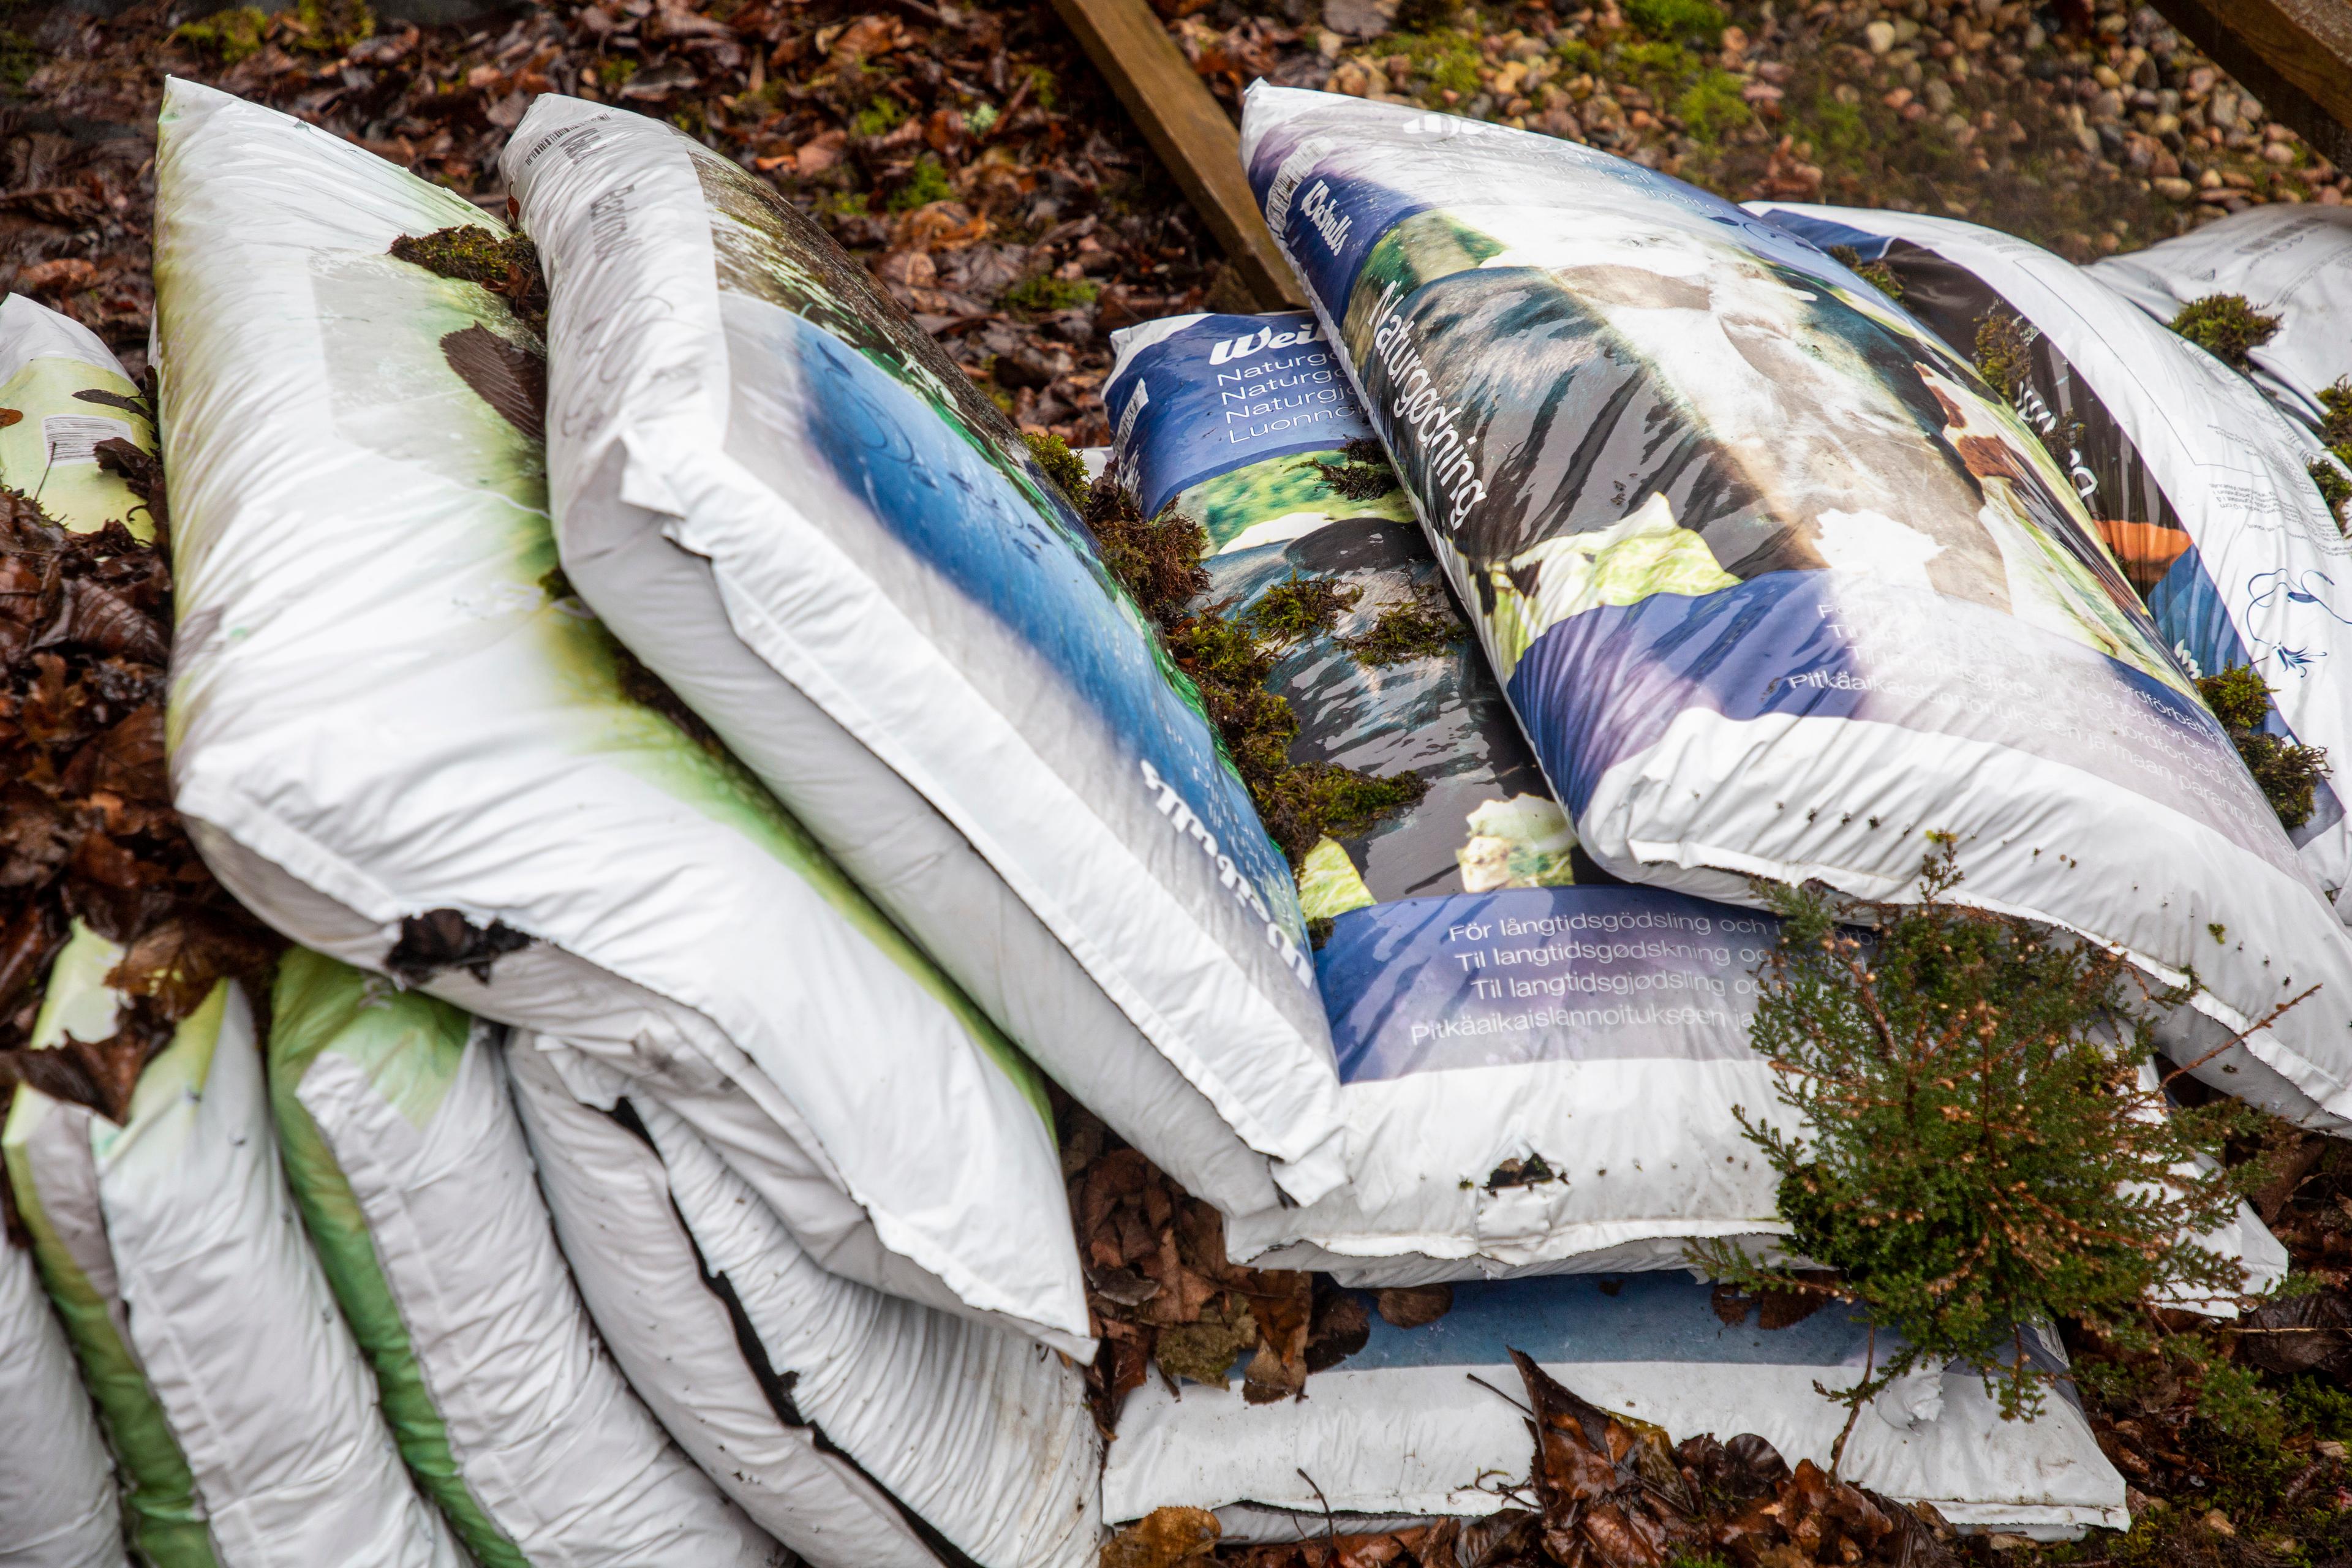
[268,948,527,1568]
[4,1088,219,1568]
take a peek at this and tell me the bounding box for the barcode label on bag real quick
[42,413,132,466]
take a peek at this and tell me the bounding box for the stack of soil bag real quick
[4,74,2349,1568]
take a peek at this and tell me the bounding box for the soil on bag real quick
[0,0,2348,1562]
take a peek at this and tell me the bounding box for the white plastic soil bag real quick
[0,293,154,535]
[1238,85,2352,1134]
[2089,205,2352,433]
[1744,203,2352,937]
[266,948,786,1568]
[503,1036,1102,1568]
[1,1232,126,1568]
[1,924,466,1568]
[503,94,1346,1219]
[1106,310,1790,1280]
[153,79,1087,1354]
[1104,1273,2128,1542]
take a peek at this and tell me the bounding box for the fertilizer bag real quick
[1238,86,2352,1133]
[0,292,155,535]
[1105,1273,2127,1542]
[1743,204,2351,941]
[155,79,1087,1353]
[2088,205,2352,434]
[266,948,785,1568]
[1,924,466,1568]
[504,1035,1102,1568]
[505,94,1345,1218]
[1106,310,1789,1280]
[1,1226,125,1568]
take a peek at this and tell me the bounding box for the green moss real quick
[388,225,515,288]
[1258,763,1428,852]
[2199,663,2273,731]
[1085,483,1209,625]
[282,0,372,53]
[817,189,869,220]
[2316,380,2352,532]
[1827,244,1903,301]
[1246,575,1360,643]
[387,226,548,337]
[1306,436,1400,502]
[1342,588,1464,666]
[966,102,999,135]
[172,6,269,64]
[1674,69,1751,144]
[2198,665,2332,829]
[1616,39,1698,79]
[1023,431,1090,508]
[597,56,637,88]
[1804,92,1868,157]
[1391,29,1483,102]
[0,28,38,86]
[1624,0,1724,45]
[2167,293,2281,371]
[1024,64,1058,112]
[853,95,905,137]
[1972,309,2035,403]
[2319,378,2352,452]
[2310,460,2351,531]
[888,154,954,211]
[1003,273,1099,314]
[1088,480,1424,861]
[1551,37,1600,72]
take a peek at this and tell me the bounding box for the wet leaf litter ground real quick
[0,0,2349,1563]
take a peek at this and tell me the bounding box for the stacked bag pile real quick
[3,71,2350,1565]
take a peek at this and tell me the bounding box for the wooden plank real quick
[2146,0,2352,172]
[1046,0,1305,309]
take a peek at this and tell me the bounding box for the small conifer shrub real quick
[2166,293,2281,371]
[1694,846,2261,1453]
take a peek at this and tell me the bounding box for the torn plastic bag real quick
[154,80,1087,1354]
[1745,203,2352,949]
[1106,310,1790,1280]
[1103,1273,2127,1543]
[0,293,153,535]
[1238,85,2352,1136]
[266,948,786,1567]
[1,1222,126,1568]
[1,924,466,1568]
[503,1035,1102,1568]
[503,94,1345,1220]
[2087,205,2352,434]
